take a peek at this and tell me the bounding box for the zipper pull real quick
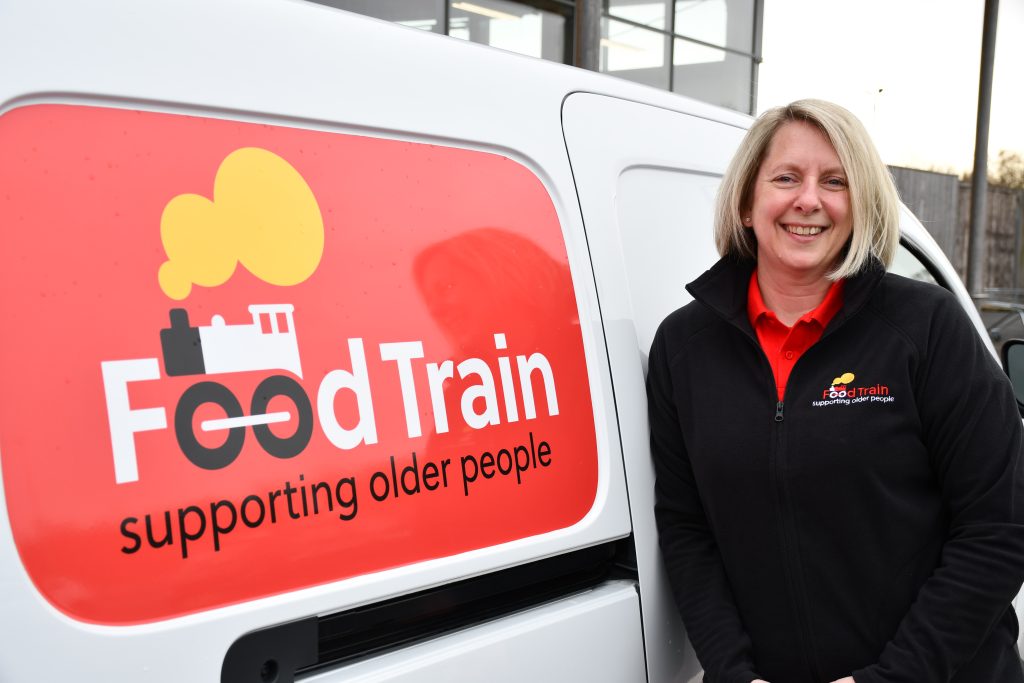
[775,401,785,422]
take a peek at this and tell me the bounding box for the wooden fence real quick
[890,166,1024,291]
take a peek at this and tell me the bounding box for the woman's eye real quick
[774,174,795,184]
[825,177,848,188]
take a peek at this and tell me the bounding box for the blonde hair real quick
[714,99,900,279]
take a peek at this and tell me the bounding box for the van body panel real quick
[0,101,608,625]
[563,92,747,683]
[302,581,646,682]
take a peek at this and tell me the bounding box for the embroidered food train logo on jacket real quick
[812,371,894,407]
[100,147,560,485]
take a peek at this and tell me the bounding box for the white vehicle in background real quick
[0,2,1017,682]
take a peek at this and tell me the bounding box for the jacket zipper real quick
[744,341,819,679]
[772,373,825,682]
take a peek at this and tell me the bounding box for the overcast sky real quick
[756,0,1024,174]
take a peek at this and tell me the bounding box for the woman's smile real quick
[783,223,826,236]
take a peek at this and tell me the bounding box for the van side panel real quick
[305,582,645,683]
[0,102,598,625]
[0,1,640,677]
[562,92,746,683]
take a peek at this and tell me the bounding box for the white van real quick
[0,1,1009,682]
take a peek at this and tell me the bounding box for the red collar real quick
[747,271,845,331]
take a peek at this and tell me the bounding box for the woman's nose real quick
[794,182,822,213]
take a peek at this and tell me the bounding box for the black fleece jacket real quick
[647,256,1024,683]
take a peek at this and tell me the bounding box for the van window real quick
[889,242,939,286]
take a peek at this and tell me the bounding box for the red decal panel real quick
[0,105,598,624]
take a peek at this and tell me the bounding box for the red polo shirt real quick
[747,271,845,400]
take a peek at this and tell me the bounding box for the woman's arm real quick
[648,323,763,683]
[852,293,1024,682]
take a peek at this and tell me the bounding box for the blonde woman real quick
[648,100,1024,683]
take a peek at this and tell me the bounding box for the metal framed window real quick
[317,0,575,64]
[601,0,762,114]
[449,0,574,64]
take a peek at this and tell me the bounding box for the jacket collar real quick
[685,255,886,340]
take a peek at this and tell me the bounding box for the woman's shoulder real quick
[868,272,980,344]
[650,298,733,365]
[878,271,954,297]
[872,272,966,318]
[655,298,723,338]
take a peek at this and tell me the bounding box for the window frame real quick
[448,0,575,64]
[600,0,762,113]
[894,238,952,291]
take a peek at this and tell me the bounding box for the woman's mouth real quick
[784,224,826,236]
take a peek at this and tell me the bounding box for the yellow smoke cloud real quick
[832,372,855,385]
[158,147,324,300]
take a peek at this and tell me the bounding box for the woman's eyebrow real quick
[762,163,847,176]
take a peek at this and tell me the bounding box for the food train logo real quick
[100,146,562,486]
[812,371,894,407]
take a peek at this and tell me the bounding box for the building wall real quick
[317,0,762,114]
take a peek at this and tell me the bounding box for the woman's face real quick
[747,120,853,282]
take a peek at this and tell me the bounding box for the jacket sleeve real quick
[853,293,1024,683]
[647,322,762,683]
